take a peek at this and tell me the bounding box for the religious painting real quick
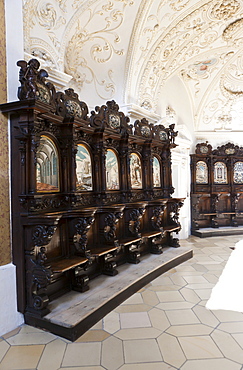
[233,162,243,184]
[76,144,93,191]
[106,149,119,190]
[196,161,208,184]
[153,156,161,187]
[214,161,227,184]
[130,153,142,189]
[36,136,59,192]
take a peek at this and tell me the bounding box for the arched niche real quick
[196,161,208,184]
[36,136,59,192]
[233,161,243,184]
[76,144,93,191]
[214,161,227,184]
[153,156,161,187]
[106,149,119,190]
[130,153,142,189]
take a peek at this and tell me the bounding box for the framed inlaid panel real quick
[36,136,59,192]
[106,149,119,190]
[76,144,93,191]
[233,161,243,184]
[196,160,208,184]
[214,161,227,184]
[130,153,142,189]
[153,156,161,187]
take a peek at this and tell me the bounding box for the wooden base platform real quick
[25,246,193,341]
[192,226,243,238]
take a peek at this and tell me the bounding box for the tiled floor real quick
[1,234,243,370]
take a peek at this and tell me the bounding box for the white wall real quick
[0,0,25,336]
[0,264,23,335]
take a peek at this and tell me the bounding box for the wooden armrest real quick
[163,225,180,232]
[92,247,118,257]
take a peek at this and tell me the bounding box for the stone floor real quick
[1,234,243,370]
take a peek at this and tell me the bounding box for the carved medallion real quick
[65,100,82,118]
[36,83,51,104]
[225,148,235,154]
[141,125,151,137]
[200,145,209,154]
[109,114,120,129]
[159,130,167,141]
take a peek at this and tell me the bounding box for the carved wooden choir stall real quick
[191,142,243,236]
[0,58,184,337]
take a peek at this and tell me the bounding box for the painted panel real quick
[234,162,243,184]
[153,156,161,187]
[76,144,93,191]
[130,153,142,189]
[36,136,59,192]
[196,161,208,184]
[214,161,227,184]
[106,149,119,190]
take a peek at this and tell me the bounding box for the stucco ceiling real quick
[23,0,243,137]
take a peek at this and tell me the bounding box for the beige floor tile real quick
[101,336,123,370]
[115,304,151,313]
[141,290,159,306]
[149,285,180,292]
[166,323,213,337]
[203,273,219,284]
[212,309,243,322]
[217,321,243,333]
[0,340,10,362]
[6,331,56,345]
[114,327,161,340]
[0,344,44,369]
[59,367,104,370]
[120,312,151,329]
[124,339,162,363]
[122,293,143,305]
[211,328,243,364]
[2,327,21,340]
[151,276,173,286]
[193,304,219,327]
[183,275,209,284]
[169,274,187,286]
[180,287,201,304]
[91,320,103,330]
[76,330,110,342]
[178,335,223,359]
[156,301,194,310]
[232,333,243,349]
[62,342,101,367]
[186,283,215,290]
[103,311,120,334]
[37,339,66,370]
[119,363,174,370]
[148,307,170,331]
[193,288,212,300]
[156,290,184,302]
[165,309,200,325]
[157,332,186,368]
[181,358,242,370]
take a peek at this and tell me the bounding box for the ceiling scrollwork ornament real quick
[169,0,190,12]
[223,18,243,45]
[211,0,240,21]
[65,0,133,100]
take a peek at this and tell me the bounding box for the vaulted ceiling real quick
[23,0,243,139]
